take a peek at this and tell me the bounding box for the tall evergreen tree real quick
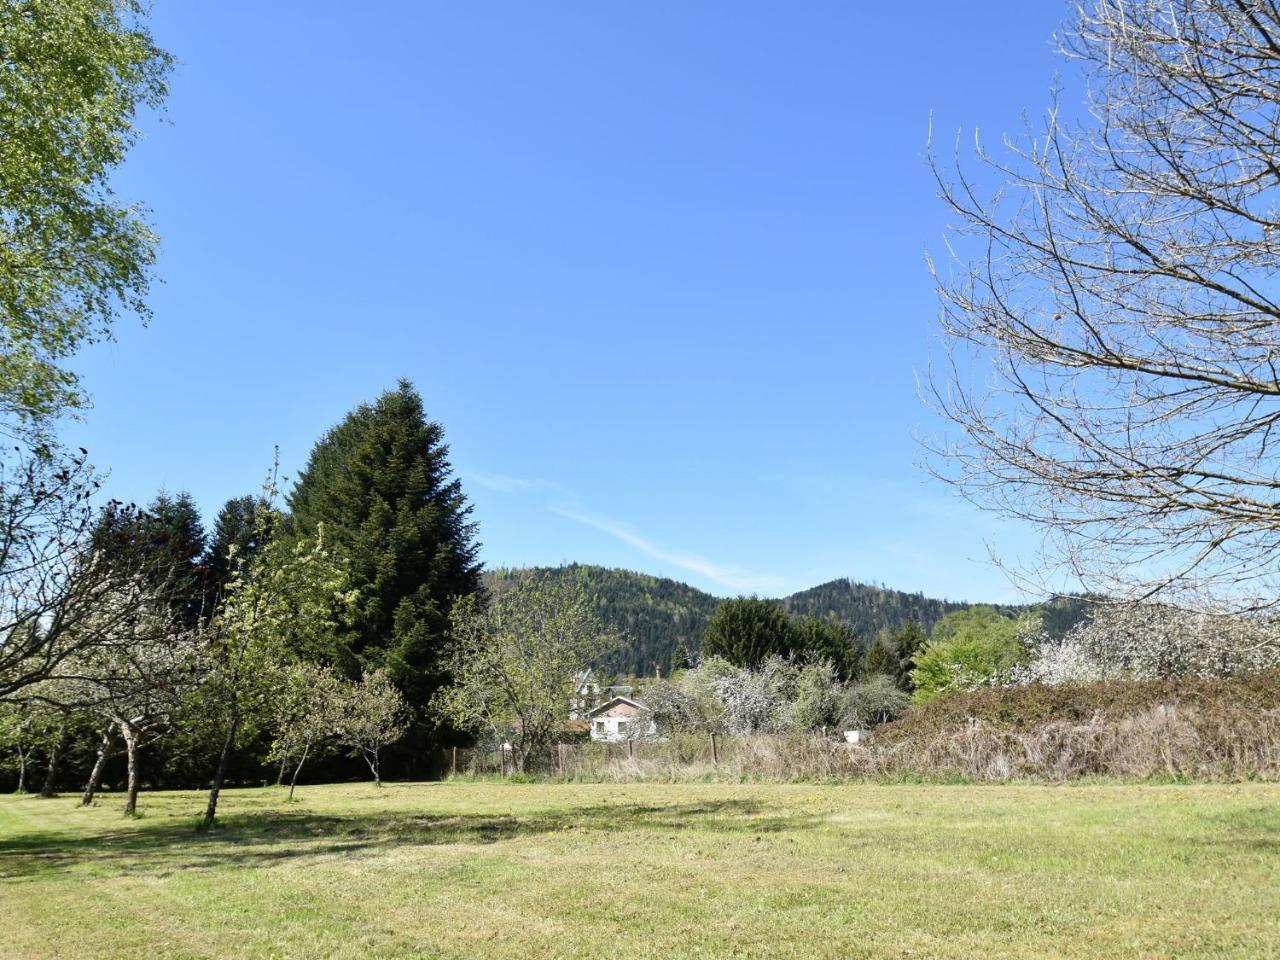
[286,382,482,747]
[203,494,270,602]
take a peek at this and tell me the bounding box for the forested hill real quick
[485,565,720,676]
[781,580,970,640]
[485,566,1090,677]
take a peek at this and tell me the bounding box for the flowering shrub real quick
[1009,603,1280,686]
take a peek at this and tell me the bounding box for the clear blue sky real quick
[70,1,1071,601]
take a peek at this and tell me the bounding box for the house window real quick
[595,721,605,733]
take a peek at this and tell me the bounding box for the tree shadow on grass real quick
[0,797,824,880]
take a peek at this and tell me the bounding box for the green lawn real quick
[1,781,1277,959]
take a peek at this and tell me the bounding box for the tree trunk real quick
[15,742,27,794]
[201,700,240,830]
[287,741,311,802]
[275,756,287,787]
[81,727,114,806]
[39,721,67,798]
[122,726,141,816]
[362,747,381,787]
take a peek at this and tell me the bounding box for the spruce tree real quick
[286,381,482,746]
[203,494,270,602]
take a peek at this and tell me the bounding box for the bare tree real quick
[929,1,1280,609]
[71,606,205,815]
[0,446,172,699]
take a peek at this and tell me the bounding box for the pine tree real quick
[286,381,482,748]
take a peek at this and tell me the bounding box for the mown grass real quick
[1,781,1278,958]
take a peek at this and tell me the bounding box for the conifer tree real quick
[703,597,801,669]
[286,382,482,746]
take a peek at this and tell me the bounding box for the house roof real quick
[584,696,645,718]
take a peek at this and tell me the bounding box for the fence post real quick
[451,746,457,777]
[628,739,634,760]
[710,732,719,766]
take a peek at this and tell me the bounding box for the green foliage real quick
[0,0,171,431]
[203,494,270,602]
[703,597,801,668]
[335,668,407,786]
[796,617,860,680]
[286,381,482,733]
[910,607,1028,702]
[436,577,615,769]
[490,565,719,677]
[782,580,969,640]
[501,567,1087,679]
[790,659,843,731]
[840,675,911,729]
[862,633,903,683]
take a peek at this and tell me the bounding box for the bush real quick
[1010,604,1280,685]
[840,676,910,729]
[911,607,1030,701]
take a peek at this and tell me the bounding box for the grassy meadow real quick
[2,781,1278,959]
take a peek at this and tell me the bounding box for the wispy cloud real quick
[465,466,792,594]
[551,506,791,596]
[468,471,537,493]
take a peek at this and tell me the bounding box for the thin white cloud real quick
[468,471,536,493]
[551,506,792,596]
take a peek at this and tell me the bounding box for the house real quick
[584,696,656,743]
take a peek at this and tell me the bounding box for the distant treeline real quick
[485,565,1091,677]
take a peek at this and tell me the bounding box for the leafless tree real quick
[0,446,175,698]
[928,1,1280,609]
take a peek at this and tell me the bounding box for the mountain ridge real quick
[485,564,1088,677]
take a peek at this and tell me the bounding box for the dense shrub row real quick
[879,670,1280,737]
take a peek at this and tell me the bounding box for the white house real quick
[584,696,656,743]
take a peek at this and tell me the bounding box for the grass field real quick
[1,781,1278,959]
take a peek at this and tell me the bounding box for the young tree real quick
[436,578,615,771]
[703,598,802,669]
[862,633,907,688]
[790,659,844,732]
[335,669,406,787]
[201,489,354,829]
[73,608,204,816]
[269,661,346,800]
[0,0,171,434]
[930,1,1280,608]
[286,382,482,745]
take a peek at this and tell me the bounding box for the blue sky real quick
[70,1,1072,601]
